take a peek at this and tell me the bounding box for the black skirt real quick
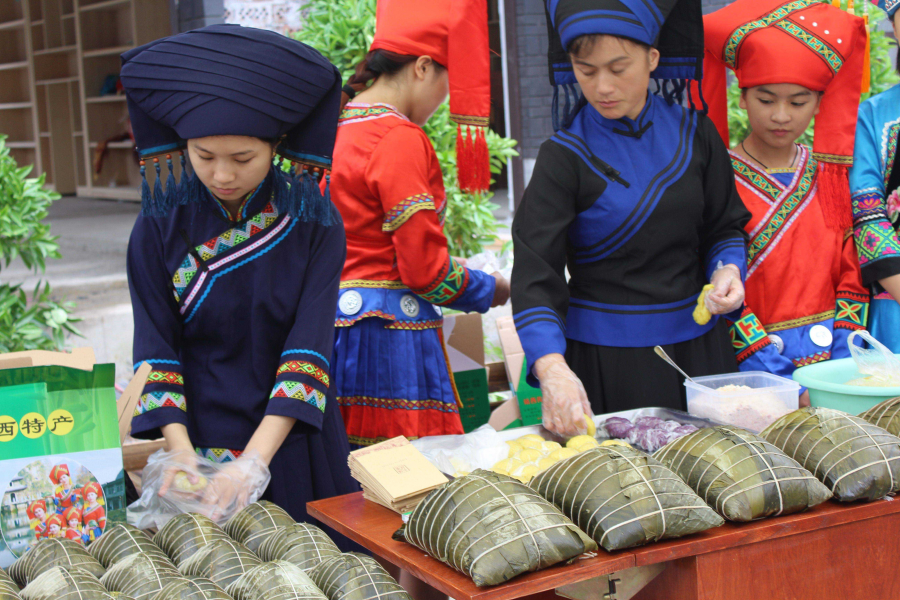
[566,318,737,415]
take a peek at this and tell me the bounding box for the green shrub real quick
[295,0,519,257]
[0,135,79,352]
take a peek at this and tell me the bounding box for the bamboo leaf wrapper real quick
[153,514,230,567]
[224,560,328,600]
[309,553,410,600]
[152,577,232,600]
[224,501,295,554]
[530,447,724,551]
[393,469,597,587]
[99,552,181,600]
[178,539,261,589]
[653,426,832,521]
[89,524,169,568]
[20,567,113,600]
[858,397,900,436]
[9,539,105,586]
[256,523,341,572]
[1,564,20,597]
[761,407,900,501]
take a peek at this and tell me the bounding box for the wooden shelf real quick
[79,0,130,12]
[62,13,75,20]
[0,102,33,110]
[89,140,133,149]
[82,45,132,59]
[0,18,25,31]
[31,19,44,26]
[84,95,125,104]
[0,61,29,71]
[33,44,76,56]
[6,141,36,149]
[35,76,79,85]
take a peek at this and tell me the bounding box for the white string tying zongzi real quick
[861,397,900,433]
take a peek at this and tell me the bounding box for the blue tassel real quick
[177,152,191,205]
[321,174,335,226]
[152,159,164,213]
[272,166,291,214]
[164,155,177,211]
[140,161,154,217]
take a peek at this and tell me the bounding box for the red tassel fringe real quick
[817,161,853,232]
[456,124,490,194]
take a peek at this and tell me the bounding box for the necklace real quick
[741,141,798,171]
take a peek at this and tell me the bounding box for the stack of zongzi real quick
[10,539,105,586]
[20,567,112,600]
[653,426,832,521]
[224,502,294,554]
[0,568,21,600]
[178,538,261,589]
[153,514,230,567]
[99,552,181,600]
[153,577,231,600]
[225,561,327,600]
[393,469,596,587]
[256,523,341,572]
[531,446,724,551]
[762,408,900,501]
[310,554,409,600]
[89,524,169,568]
[858,397,900,436]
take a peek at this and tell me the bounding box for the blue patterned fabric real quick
[876,0,900,18]
[869,296,900,352]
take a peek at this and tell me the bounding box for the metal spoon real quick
[653,346,696,384]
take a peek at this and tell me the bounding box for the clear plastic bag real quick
[847,331,900,386]
[463,249,512,281]
[127,449,271,530]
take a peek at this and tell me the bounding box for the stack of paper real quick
[348,436,449,513]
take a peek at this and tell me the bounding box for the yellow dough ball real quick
[537,457,558,471]
[541,441,562,453]
[492,458,524,476]
[173,471,208,493]
[549,448,579,462]
[517,438,544,450]
[693,284,714,325]
[584,415,597,437]
[519,434,545,443]
[600,439,632,448]
[506,440,523,457]
[512,463,540,483]
[566,435,597,449]
[516,448,543,462]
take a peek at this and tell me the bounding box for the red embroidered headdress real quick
[49,464,70,484]
[371,0,491,194]
[27,500,47,519]
[700,0,867,230]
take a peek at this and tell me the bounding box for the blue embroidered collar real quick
[588,92,655,139]
[204,169,274,224]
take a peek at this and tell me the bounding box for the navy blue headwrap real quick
[545,0,705,131]
[120,24,342,225]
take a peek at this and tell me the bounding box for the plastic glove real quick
[157,448,207,498]
[534,354,593,437]
[491,272,511,307]
[200,451,271,521]
[705,262,744,315]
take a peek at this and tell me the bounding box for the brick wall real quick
[513,0,732,186]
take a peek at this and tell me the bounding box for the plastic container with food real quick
[792,357,900,414]
[685,371,799,433]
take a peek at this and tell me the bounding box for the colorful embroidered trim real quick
[382,194,435,232]
[338,395,460,413]
[747,153,817,275]
[196,448,243,463]
[146,370,184,386]
[340,279,407,290]
[134,391,186,416]
[412,257,469,306]
[436,199,447,226]
[385,320,443,330]
[856,220,900,266]
[335,310,395,327]
[339,103,408,127]
[276,361,330,387]
[852,191,887,227]
[271,381,326,412]
[731,156,781,202]
[835,295,868,330]
[723,0,815,68]
[173,254,199,302]
[730,309,772,364]
[281,348,330,366]
[765,310,834,332]
[451,113,491,127]
[811,152,853,166]
[793,351,831,368]
[775,20,842,74]
[134,358,181,370]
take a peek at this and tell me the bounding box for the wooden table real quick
[308,492,900,600]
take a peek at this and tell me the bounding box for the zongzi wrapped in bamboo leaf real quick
[393,469,596,587]
[0,569,20,600]
[224,501,294,554]
[761,407,900,501]
[0,588,21,600]
[653,426,832,521]
[224,561,328,600]
[153,514,230,566]
[256,523,341,571]
[89,524,168,568]
[310,553,409,600]
[531,446,724,551]
[858,397,900,436]
[10,539,105,586]
[152,577,231,600]
[178,538,261,589]
[20,567,113,600]
[99,552,182,600]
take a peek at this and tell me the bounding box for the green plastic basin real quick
[792,357,900,415]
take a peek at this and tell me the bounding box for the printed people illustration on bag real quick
[45,514,64,539]
[81,482,105,542]
[63,507,85,545]
[49,464,80,514]
[26,499,49,541]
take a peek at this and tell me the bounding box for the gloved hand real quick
[705,263,744,315]
[534,354,593,436]
[200,451,271,521]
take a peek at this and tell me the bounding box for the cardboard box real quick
[491,317,544,430]
[442,313,491,432]
[0,350,126,567]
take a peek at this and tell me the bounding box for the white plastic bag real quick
[464,249,513,281]
[127,449,271,530]
[410,425,508,476]
[847,330,900,386]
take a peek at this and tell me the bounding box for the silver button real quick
[809,324,833,348]
[339,291,362,316]
[400,294,420,318]
[768,334,785,354]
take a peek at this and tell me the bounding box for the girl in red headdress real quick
[700,0,869,395]
[81,482,105,542]
[26,499,49,541]
[49,464,79,515]
[330,0,510,447]
[63,507,84,544]
[45,514,64,539]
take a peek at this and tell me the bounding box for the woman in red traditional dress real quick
[26,499,48,541]
[49,464,79,515]
[63,507,84,545]
[81,482,106,542]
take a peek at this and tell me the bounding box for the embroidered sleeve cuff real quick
[727,307,772,364]
[834,292,869,331]
[383,194,436,232]
[705,237,747,282]
[514,307,567,388]
[274,359,330,390]
[442,268,496,314]
[266,393,325,430]
[412,257,472,307]
[130,404,189,440]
